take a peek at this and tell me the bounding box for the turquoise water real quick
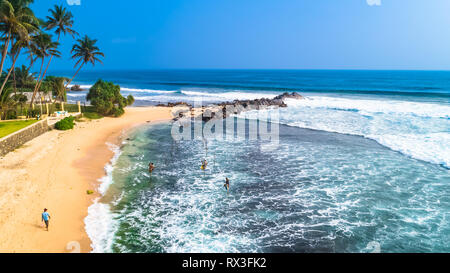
[69,70,450,168]
[79,70,450,253]
[86,120,450,253]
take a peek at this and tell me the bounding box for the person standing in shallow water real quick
[42,209,51,231]
[149,163,155,174]
[201,159,208,170]
[224,177,230,193]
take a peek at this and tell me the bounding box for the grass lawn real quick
[0,120,38,139]
[61,104,102,120]
[82,111,103,119]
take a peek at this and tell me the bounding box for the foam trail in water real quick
[84,143,122,253]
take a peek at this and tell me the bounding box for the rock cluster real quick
[70,85,84,91]
[156,102,192,107]
[168,92,303,122]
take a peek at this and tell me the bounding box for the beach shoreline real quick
[0,106,173,253]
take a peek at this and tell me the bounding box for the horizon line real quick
[49,68,450,72]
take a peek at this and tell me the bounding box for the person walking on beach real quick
[149,162,155,174]
[224,177,230,193]
[42,209,51,231]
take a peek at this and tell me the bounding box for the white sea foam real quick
[84,201,118,253]
[370,133,450,167]
[239,96,450,168]
[94,115,450,253]
[69,82,279,103]
[84,143,122,253]
[181,90,278,101]
[284,97,450,119]
[131,91,278,104]
[66,93,86,97]
[68,84,177,94]
[121,87,177,94]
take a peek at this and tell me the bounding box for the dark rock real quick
[164,101,193,107]
[171,91,303,122]
[70,85,84,91]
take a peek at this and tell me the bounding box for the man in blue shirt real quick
[42,209,51,231]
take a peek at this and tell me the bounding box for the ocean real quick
[62,69,450,253]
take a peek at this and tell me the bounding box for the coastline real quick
[0,106,173,253]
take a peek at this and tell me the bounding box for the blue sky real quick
[28,0,450,71]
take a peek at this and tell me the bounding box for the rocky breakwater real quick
[170,92,303,121]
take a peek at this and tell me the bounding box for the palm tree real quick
[48,76,67,103]
[14,64,34,88]
[0,31,31,95]
[25,32,39,71]
[65,35,104,88]
[29,32,60,106]
[11,91,26,115]
[0,86,14,120]
[45,5,77,40]
[0,0,39,94]
[35,5,77,93]
[0,0,38,80]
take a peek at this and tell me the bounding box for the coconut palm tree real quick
[35,5,77,93]
[14,64,34,88]
[24,32,39,71]
[11,91,26,115]
[0,39,21,93]
[0,0,38,79]
[29,32,60,106]
[0,31,32,95]
[45,5,77,40]
[65,35,104,88]
[48,76,67,103]
[0,86,14,119]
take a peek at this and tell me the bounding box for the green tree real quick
[44,76,67,102]
[14,64,34,89]
[86,79,133,117]
[35,5,77,93]
[0,31,32,95]
[45,5,77,39]
[11,91,26,115]
[0,0,38,96]
[66,35,104,88]
[24,31,39,71]
[0,87,15,119]
[29,32,60,106]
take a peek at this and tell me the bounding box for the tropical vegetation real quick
[54,115,74,130]
[87,79,134,117]
[0,0,105,120]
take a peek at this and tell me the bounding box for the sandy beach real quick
[0,106,173,253]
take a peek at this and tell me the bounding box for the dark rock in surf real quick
[169,91,303,122]
[70,85,84,91]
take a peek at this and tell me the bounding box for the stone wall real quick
[0,119,49,157]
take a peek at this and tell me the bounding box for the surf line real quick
[182,257,217,271]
